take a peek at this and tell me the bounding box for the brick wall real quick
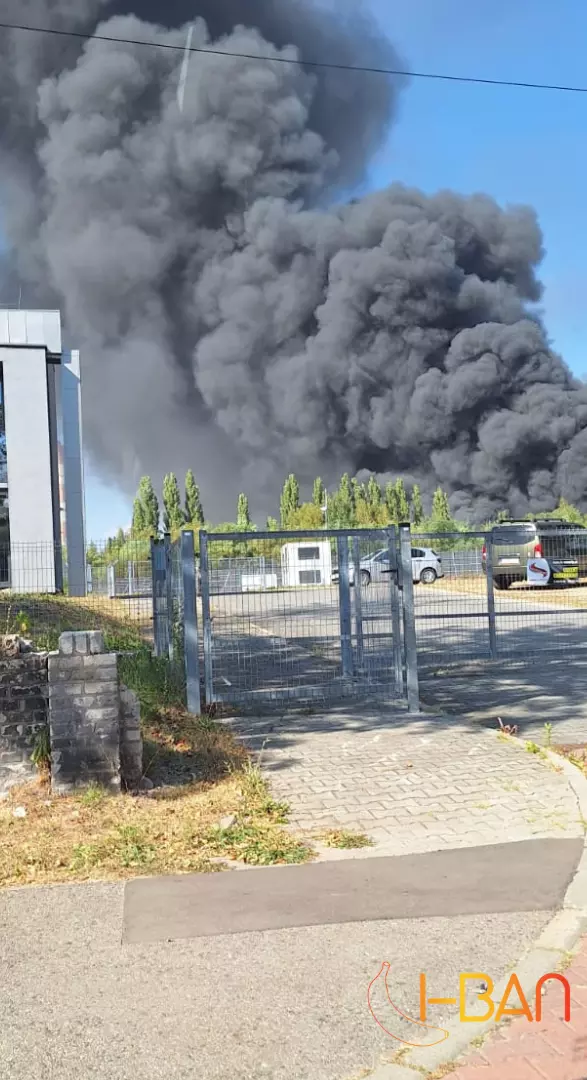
[0,633,144,796]
[0,654,48,794]
[48,632,122,794]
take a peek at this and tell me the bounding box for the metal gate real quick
[198,525,419,710]
[410,524,587,671]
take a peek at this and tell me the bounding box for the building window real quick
[298,546,320,560]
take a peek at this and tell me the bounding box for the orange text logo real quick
[367,963,571,1047]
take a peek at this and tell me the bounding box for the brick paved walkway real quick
[233,706,583,856]
[447,935,587,1079]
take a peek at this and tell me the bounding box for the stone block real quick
[58,632,75,656]
[86,707,119,725]
[119,685,143,789]
[83,679,117,696]
[49,681,84,699]
[74,633,89,655]
[83,654,118,669]
[88,631,105,655]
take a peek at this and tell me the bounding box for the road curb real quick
[366,742,587,1079]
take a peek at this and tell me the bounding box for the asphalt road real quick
[0,839,575,1080]
[207,579,587,701]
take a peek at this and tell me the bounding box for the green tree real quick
[266,516,279,531]
[280,474,300,527]
[366,476,382,515]
[86,541,100,565]
[431,486,452,526]
[545,498,585,525]
[288,502,324,530]
[162,473,185,534]
[115,527,125,549]
[385,480,398,523]
[131,495,146,539]
[312,477,326,508]
[330,473,356,528]
[237,493,252,529]
[131,477,160,538]
[355,492,373,526]
[133,476,160,538]
[185,469,204,526]
[410,484,424,528]
[394,478,410,523]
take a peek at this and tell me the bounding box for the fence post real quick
[181,530,201,715]
[336,536,353,677]
[107,564,115,598]
[150,538,168,657]
[163,533,174,663]
[485,532,498,660]
[387,528,404,695]
[399,523,420,713]
[351,537,364,671]
[199,530,214,705]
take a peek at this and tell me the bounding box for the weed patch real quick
[320,829,373,850]
[0,710,313,887]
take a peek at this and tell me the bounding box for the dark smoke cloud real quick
[0,1,585,524]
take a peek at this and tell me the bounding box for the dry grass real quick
[0,592,148,652]
[430,576,587,608]
[0,709,312,888]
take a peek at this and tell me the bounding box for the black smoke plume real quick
[0,1,584,523]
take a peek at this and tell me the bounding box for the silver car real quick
[333,547,443,586]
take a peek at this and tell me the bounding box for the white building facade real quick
[0,310,86,595]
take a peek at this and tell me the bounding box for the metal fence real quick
[0,540,154,651]
[196,525,418,710]
[411,524,587,671]
[150,532,200,713]
[86,561,151,598]
[6,521,587,714]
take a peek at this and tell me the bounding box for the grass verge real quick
[0,710,312,888]
[0,593,147,652]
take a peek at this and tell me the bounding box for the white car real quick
[333,547,443,586]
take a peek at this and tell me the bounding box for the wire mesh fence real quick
[198,527,410,708]
[0,540,154,652]
[412,521,587,671]
[6,519,587,712]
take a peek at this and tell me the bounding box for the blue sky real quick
[86,0,587,538]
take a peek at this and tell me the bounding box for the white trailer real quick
[280,540,332,587]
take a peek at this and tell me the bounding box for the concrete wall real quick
[2,347,58,592]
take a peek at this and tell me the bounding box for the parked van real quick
[482,519,587,589]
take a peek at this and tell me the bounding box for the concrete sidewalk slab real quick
[123,838,582,944]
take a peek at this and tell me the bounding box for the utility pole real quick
[321,491,328,529]
[177,23,195,113]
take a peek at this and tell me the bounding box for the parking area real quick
[415,576,587,670]
[208,575,587,694]
[196,524,587,711]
